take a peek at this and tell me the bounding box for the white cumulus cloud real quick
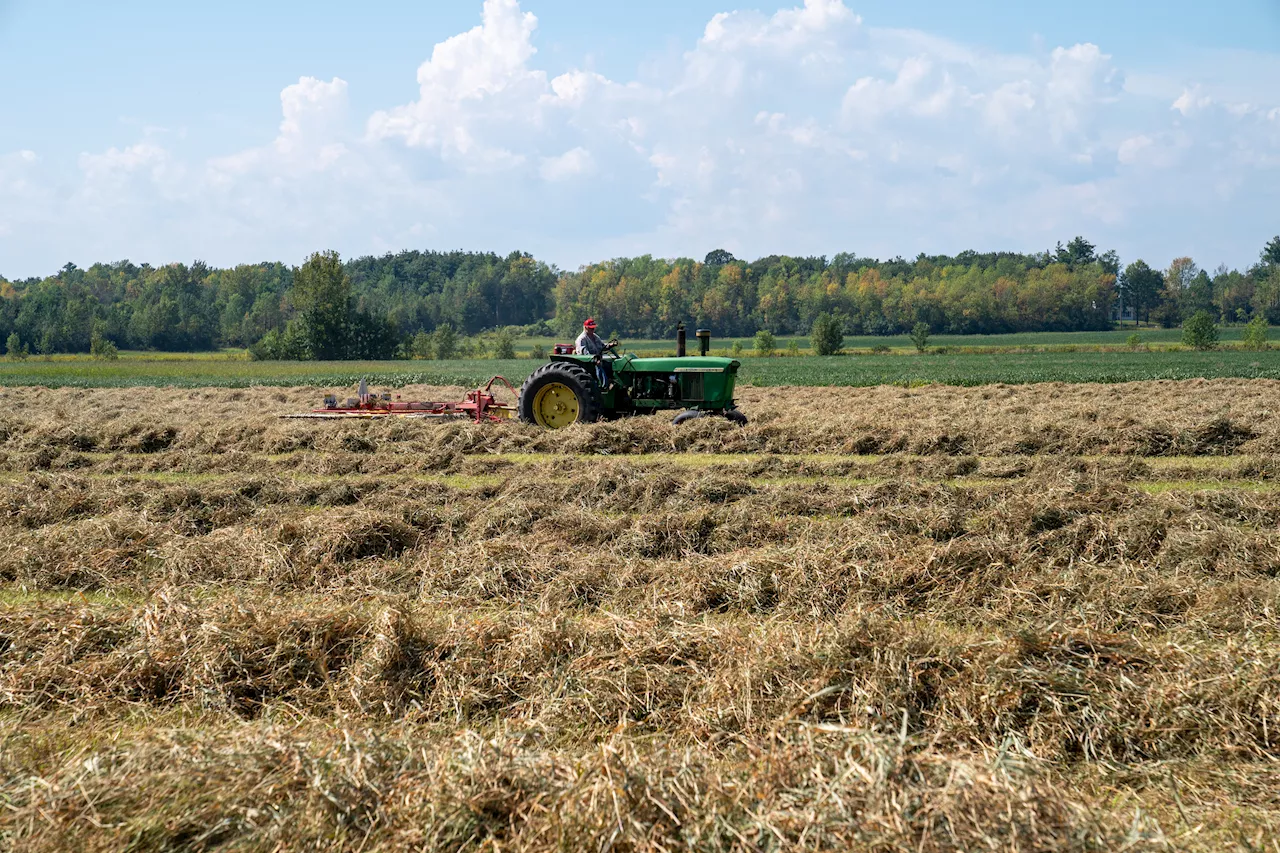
[540,147,594,181]
[1116,135,1154,165]
[2,0,1278,278]
[366,0,544,168]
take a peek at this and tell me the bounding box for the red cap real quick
[583,318,597,330]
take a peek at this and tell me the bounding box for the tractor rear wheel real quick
[518,362,602,429]
[672,409,704,426]
[724,408,748,426]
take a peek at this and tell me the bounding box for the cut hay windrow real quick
[2,380,1279,462]
[2,597,1277,762]
[2,725,1178,853]
[3,471,1278,626]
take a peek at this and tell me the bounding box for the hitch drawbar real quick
[281,377,518,423]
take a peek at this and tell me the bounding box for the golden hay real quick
[2,381,1279,850]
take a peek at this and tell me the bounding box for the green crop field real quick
[1,345,1279,389]
[525,325,1276,354]
[748,349,1280,386]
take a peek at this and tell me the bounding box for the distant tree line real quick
[1,237,1277,358]
[1116,240,1280,329]
[0,250,555,358]
[557,236,1280,338]
[557,238,1121,338]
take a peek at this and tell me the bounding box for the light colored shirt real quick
[575,330,606,356]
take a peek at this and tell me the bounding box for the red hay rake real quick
[281,377,519,423]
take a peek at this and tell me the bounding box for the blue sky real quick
[1,0,1278,278]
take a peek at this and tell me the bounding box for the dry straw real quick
[1,381,1279,849]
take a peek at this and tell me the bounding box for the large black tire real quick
[518,362,602,428]
[724,408,748,426]
[672,409,704,426]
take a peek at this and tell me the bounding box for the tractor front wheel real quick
[673,408,747,426]
[518,362,601,429]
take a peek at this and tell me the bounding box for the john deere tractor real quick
[518,328,746,429]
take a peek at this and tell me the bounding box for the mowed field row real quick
[1,348,1280,389]
[2,380,1277,458]
[2,381,1279,851]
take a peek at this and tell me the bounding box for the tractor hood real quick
[620,355,740,373]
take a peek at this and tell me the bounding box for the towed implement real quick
[282,377,517,422]
[285,325,746,430]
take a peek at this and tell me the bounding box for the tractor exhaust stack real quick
[677,322,686,357]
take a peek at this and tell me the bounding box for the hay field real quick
[1,380,1278,851]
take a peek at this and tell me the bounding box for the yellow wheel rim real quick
[531,382,581,429]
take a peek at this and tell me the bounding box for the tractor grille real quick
[682,373,704,401]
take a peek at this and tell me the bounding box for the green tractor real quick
[518,331,746,429]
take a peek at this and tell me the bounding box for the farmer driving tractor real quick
[575,317,616,389]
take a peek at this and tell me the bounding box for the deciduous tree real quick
[811,313,844,355]
[1182,310,1218,350]
[1243,315,1269,350]
[292,251,352,359]
[910,321,931,352]
[5,332,25,360]
[432,323,458,360]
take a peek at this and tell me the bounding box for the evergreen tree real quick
[1262,236,1280,266]
[1120,260,1163,325]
